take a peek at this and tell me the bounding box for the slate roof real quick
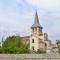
[31,11,43,29]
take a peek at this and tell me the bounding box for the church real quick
[22,11,57,53]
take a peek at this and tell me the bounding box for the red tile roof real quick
[52,44,57,48]
[21,36,30,41]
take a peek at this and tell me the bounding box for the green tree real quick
[2,35,29,54]
[0,46,3,53]
[56,40,60,53]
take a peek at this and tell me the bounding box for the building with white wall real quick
[30,11,52,52]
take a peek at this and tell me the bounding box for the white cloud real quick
[0,0,60,43]
[26,0,60,12]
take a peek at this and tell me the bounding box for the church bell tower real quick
[31,11,43,37]
[30,10,43,51]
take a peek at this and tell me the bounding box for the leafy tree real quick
[56,40,60,44]
[0,46,3,53]
[56,40,60,53]
[2,35,29,54]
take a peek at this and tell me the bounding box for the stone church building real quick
[22,11,57,53]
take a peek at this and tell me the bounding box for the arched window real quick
[32,29,34,32]
[32,39,34,43]
[32,46,34,50]
[45,43,47,46]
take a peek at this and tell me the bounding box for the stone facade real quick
[30,11,52,52]
[0,54,60,60]
[21,11,57,53]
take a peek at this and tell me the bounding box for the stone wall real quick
[0,53,60,60]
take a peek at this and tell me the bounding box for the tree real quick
[0,46,3,53]
[2,35,29,54]
[56,40,60,53]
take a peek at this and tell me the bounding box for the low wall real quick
[0,53,60,60]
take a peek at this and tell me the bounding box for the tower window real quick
[32,39,34,43]
[35,28,37,31]
[32,29,34,32]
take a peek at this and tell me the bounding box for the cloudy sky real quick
[0,0,60,43]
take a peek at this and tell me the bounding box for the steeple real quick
[31,10,43,29]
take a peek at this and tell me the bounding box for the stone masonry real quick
[0,54,60,60]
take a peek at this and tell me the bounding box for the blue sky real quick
[0,0,60,43]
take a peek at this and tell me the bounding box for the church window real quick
[35,28,37,31]
[32,46,34,50]
[45,43,47,46]
[39,28,40,31]
[32,39,34,43]
[32,29,34,32]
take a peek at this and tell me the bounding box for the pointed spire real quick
[34,10,39,24]
[31,10,43,29]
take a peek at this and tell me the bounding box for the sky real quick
[0,0,60,43]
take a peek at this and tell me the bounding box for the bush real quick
[36,50,46,54]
